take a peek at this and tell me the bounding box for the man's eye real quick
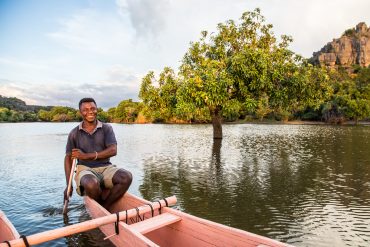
[83,108,96,113]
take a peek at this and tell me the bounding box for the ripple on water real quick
[1,123,370,246]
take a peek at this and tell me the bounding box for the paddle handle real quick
[1,196,177,247]
[63,158,77,214]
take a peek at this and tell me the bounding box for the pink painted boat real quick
[0,194,291,247]
[0,210,19,243]
[85,193,291,247]
[0,197,175,247]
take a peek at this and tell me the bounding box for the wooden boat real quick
[0,197,175,247]
[0,194,291,247]
[85,193,291,247]
[0,210,19,243]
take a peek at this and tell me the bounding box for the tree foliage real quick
[139,67,180,122]
[320,67,370,123]
[3,10,370,127]
[113,99,141,123]
[135,9,370,132]
[177,8,332,137]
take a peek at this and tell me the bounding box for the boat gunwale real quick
[85,193,291,247]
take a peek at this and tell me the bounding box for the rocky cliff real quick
[310,22,370,69]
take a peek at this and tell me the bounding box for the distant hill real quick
[310,22,370,69]
[0,95,52,112]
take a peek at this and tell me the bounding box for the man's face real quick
[80,102,97,123]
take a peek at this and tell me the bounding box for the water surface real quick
[0,123,369,246]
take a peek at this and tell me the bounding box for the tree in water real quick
[177,8,331,138]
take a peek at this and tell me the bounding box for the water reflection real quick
[138,124,370,246]
[212,138,222,176]
[0,123,369,246]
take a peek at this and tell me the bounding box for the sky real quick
[1,0,369,109]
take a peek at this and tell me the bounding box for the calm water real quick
[0,123,369,246]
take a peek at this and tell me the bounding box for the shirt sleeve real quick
[65,129,76,154]
[104,124,117,147]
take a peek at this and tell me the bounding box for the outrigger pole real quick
[1,196,177,247]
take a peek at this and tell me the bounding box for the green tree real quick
[107,107,116,122]
[0,107,11,121]
[157,67,179,121]
[8,110,24,122]
[37,109,50,121]
[114,99,140,123]
[356,66,370,99]
[178,9,331,138]
[139,68,179,122]
[139,71,162,122]
[23,112,38,122]
[50,106,77,122]
[97,107,109,122]
[329,79,370,123]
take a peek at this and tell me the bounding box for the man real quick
[64,98,132,209]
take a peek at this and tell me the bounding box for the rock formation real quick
[310,22,370,69]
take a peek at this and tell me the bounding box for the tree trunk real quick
[211,108,223,139]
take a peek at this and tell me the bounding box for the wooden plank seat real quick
[128,213,182,234]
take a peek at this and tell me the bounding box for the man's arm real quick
[64,154,73,184]
[64,154,73,200]
[96,144,117,159]
[71,144,117,160]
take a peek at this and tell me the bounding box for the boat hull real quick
[0,210,19,243]
[84,193,291,247]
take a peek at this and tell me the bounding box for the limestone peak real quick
[310,22,370,69]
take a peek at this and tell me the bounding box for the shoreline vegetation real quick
[1,10,370,132]
[0,93,369,126]
[1,66,370,127]
[1,97,370,127]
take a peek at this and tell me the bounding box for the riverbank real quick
[2,118,370,126]
[225,119,370,126]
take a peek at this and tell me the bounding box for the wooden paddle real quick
[0,196,177,247]
[62,158,77,214]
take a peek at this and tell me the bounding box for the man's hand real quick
[64,186,73,201]
[72,148,86,160]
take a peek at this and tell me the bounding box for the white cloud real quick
[46,5,174,73]
[116,0,169,38]
[253,0,370,57]
[0,82,138,109]
[0,65,141,109]
[47,8,134,56]
[0,57,49,71]
[0,82,39,105]
[2,0,370,107]
[44,0,370,61]
[105,65,136,83]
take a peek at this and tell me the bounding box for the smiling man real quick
[64,98,132,209]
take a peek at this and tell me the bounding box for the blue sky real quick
[1,0,370,109]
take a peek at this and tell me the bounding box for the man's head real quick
[79,98,97,110]
[79,98,97,123]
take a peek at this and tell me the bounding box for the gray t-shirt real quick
[66,121,117,168]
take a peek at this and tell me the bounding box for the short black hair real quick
[79,98,97,109]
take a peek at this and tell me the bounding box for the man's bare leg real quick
[102,169,132,209]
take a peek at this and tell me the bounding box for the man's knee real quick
[113,169,132,186]
[81,175,100,194]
